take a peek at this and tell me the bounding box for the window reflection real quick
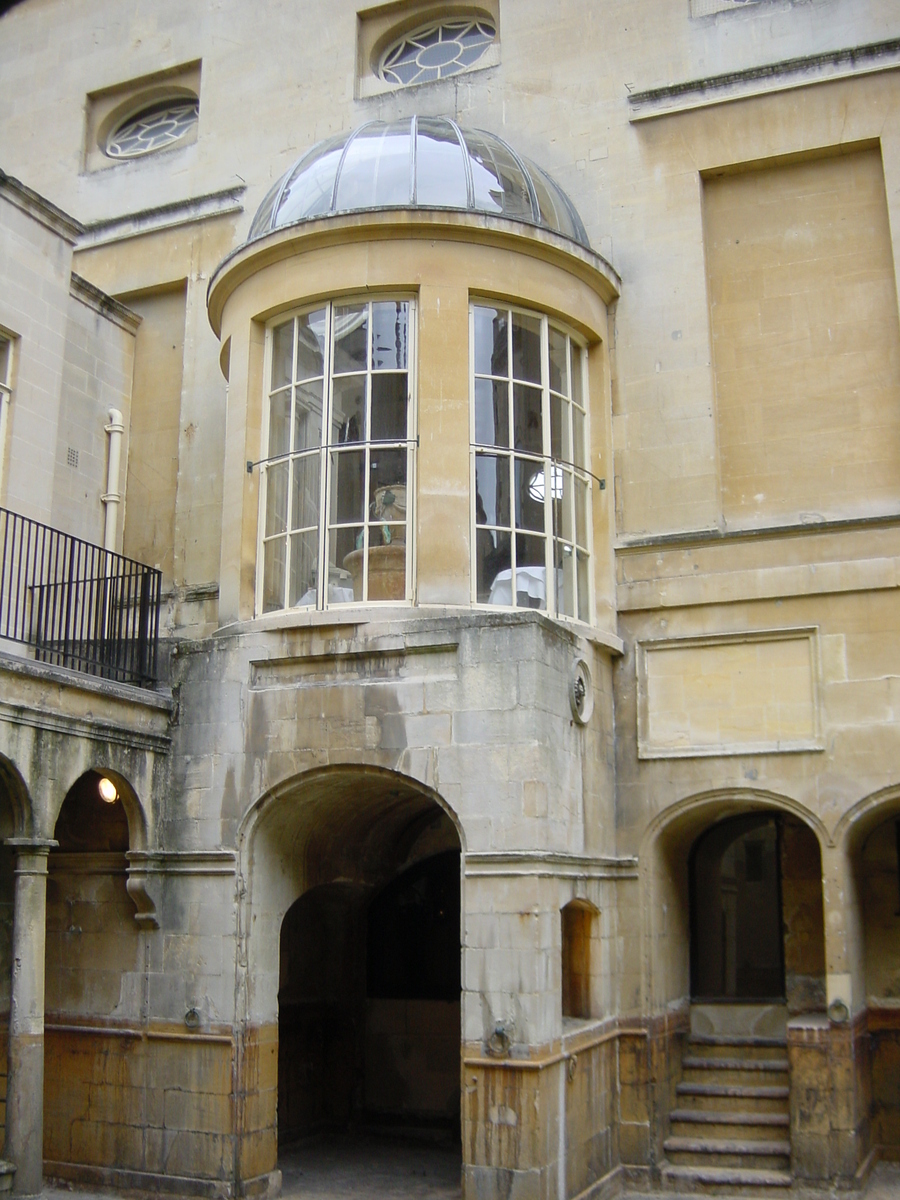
[472,304,591,620]
[261,301,412,611]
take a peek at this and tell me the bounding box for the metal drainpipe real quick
[102,408,124,551]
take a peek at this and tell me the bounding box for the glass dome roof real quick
[248,117,590,249]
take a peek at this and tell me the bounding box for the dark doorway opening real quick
[690,815,784,1001]
[277,848,461,1152]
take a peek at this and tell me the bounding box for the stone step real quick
[661,1162,792,1194]
[688,1034,787,1050]
[664,1135,790,1170]
[675,1081,789,1115]
[682,1056,789,1074]
[669,1108,790,1141]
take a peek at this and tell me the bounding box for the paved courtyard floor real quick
[41,1141,900,1199]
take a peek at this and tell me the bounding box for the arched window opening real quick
[561,900,596,1020]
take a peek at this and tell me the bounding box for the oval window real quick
[379,19,495,87]
[105,98,199,160]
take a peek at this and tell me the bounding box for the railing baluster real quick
[0,506,161,686]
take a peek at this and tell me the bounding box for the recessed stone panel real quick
[637,628,823,758]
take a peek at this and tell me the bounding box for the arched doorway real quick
[243,767,462,1192]
[689,812,825,1011]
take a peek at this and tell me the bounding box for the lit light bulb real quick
[98,777,118,804]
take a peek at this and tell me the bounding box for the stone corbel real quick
[125,851,160,929]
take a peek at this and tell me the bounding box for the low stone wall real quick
[43,1022,236,1195]
[870,1008,900,1160]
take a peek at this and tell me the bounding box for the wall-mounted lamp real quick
[98,776,118,804]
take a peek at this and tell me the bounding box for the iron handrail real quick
[0,506,162,687]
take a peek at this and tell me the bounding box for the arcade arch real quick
[640,790,828,1019]
[239,766,463,1174]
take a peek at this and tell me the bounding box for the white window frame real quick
[0,334,14,504]
[469,301,593,624]
[257,297,417,615]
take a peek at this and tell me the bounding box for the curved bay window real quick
[471,304,591,621]
[260,299,414,612]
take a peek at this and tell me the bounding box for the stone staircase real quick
[661,1032,791,1193]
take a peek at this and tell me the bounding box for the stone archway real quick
[237,765,463,1194]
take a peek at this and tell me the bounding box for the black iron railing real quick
[0,507,162,686]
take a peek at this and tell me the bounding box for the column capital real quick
[5,839,57,875]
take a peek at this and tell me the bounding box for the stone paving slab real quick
[41,1155,900,1200]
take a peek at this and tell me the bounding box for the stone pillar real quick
[5,839,54,1197]
[787,846,872,1183]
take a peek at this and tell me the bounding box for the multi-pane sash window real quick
[471,304,591,622]
[260,300,413,613]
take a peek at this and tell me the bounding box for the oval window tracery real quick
[379,19,495,87]
[105,98,199,160]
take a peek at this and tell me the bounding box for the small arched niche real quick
[561,899,599,1021]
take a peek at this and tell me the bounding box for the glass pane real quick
[371,301,409,370]
[371,374,407,440]
[265,462,289,536]
[555,539,576,619]
[571,347,584,409]
[332,375,367,443]
[335,124,412,212]
[370,447,407,507]
[514,535,547,610]
[515,458,546,533]
[553,469,575,542]
[289,531,319,607]
[333,305,368,374]
[573,407,586,470]
[550,394,564,462]
[329,525,364,598]
[262,537,286,613]
[549,327,568,395]
[276,136,345,225]
[463,129,533,221]
[268,391,291,459]
[575,476,589,549]
[480,529,511,605]
[294,381,324,452]
[475,453,510,528]
[513,384,542,453]
[366,538,406,601]
[416,118,468,207]
[474,377,509,448]
[296,308,326,381]
[290,452,320,532]
[577,551,590,624]
[512,312,541,384]
[271,322,293,391]
[473,306,508,377]
[330,449,366,524]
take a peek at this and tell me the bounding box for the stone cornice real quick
[628,37,900,122]
[0,169,82,242]
[464,850,638,879]
[207,207,621,336]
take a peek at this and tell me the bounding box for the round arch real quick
[638,787,829,1016]
[235,763,464,1174]
[0,753,32,838]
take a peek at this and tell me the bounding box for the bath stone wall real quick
[703,147,900,528]
[780,816,826,1014]
[119,285,187,588]
[51,277,137,550]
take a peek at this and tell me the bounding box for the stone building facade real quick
[0,1,899,1197]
